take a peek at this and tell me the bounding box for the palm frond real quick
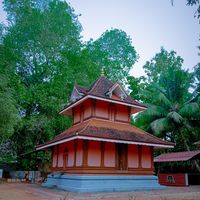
[150,117,172,135]
[179,102,200,119]
[142,105,166,118]
[134,105,166,125]
[155,92,172,108]
[167,111,183,124]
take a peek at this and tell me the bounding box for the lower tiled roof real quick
[36,119,174,149]
[194,140,200,146]
[154,150,200,162]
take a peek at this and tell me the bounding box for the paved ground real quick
[0,182,200,200]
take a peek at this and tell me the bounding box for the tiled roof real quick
[36,119,174,149]
[87,76,114,97]
[154,150,200,162]
[73,75,146,108]
[75,85,88,94]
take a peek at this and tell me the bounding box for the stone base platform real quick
[42,173,165,192]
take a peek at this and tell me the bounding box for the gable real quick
[106,83,127,100]
[70,86,83,102]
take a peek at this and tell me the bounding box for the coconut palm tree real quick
[134,67,200,172]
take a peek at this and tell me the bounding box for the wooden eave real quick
[60,94,147,115]
[59,95,147,115]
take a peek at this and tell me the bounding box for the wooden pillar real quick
[138,145,142,168]
[83,140,88,167]
[74,140,77,167]
[56,145,59,168]
[100,141,105,167]
[128,107,131,123]
[51,146,54,167]
[115,143,119,169]
[151,146,154,169]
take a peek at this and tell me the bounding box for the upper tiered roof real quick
[61,74,147,115]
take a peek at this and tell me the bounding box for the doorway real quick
[117,143,128,170]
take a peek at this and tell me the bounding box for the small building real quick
[155,150,200,186]
[36,73,174,192]
[194,141,200,147]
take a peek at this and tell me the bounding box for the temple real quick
[36,73,174,192]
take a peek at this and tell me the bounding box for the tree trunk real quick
[179,130,200,173]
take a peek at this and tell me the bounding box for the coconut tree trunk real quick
[179,130,200,173]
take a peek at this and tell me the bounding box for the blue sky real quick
[0,0,199,77]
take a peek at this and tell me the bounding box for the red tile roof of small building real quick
[194,140,200,146]
[154,150,200,162]
[36,119,174,150]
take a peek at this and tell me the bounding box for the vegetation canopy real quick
[0,0,138,169]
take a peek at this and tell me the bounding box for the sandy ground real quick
[0,182,200,200]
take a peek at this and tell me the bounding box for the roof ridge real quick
[77,119,91,135]
[88,76,114,94]
[88,76,104,94]
[75,84,88,90]
[161,150,200,155]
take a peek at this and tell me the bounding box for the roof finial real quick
[101,67,104,76]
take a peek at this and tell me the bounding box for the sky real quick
[0,0,199,77]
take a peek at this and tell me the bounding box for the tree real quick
[1,0,83,167]
[194,64,200,92]
[0,75,19,143]
[171,0,200,21]
[186,0,200,20]
[127,76,145,101]
[0,25,19,143]
[1,0,139,168]
[132,48,200,171]
[84,29,138,83]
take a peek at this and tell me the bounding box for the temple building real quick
[36,73,174,192]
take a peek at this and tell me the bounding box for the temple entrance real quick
[117,143,128,170]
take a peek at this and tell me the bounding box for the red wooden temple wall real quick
[51,140,153,175]
[73,99,130,125]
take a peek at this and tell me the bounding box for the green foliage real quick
[127,76,145,100]
[1,0,81,165]
[186,0,200,20]
[0,38,19,143]
[143,48,183,83]
[171,0,200,21]
[0,0,137,167]
[131,48,200,152]
[85,29,138,83]
[194,64,200,92]
[0,140,17,164]
[0,76,18,142]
